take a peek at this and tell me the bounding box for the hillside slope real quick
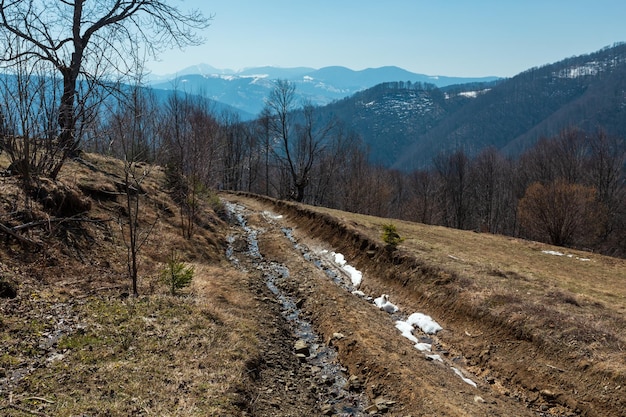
[0,154,624,416]
[234,193,625,417]
[318,43,626,169]
[397,43,626,168]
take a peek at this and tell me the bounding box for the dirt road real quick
[223,194,569,417]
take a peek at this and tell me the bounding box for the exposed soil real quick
[0,154,623,416]
[221,192,625,417]
[222,195,551,416]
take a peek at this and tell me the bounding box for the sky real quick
[145,1,626,78]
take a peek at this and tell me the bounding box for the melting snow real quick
[414,342,432,352]
[280,227,479,393]
[542,250,591,261]
[395,320,418,343]
[262,211,283,220]
[333,252,347,266]
[542,250,565,256]
[374,294,399,313]
[331,252,362,288]
[343,265,362,288]
[452,367,477,387]
[459,91,478,98]
[407,312,443,334]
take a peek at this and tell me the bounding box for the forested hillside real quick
[318,43,626,170]
[323,81,496,166]
[1,16,625,261]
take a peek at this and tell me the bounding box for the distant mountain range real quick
[147,44,626,170]
[147,65,500,117]
[311,42,626,170]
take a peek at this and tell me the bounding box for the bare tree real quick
[433,150,471,229]
[256,107,273,196]
[408,169,437,224]
[220,111,253,191]
[518,179,602,247]
[586,130,626,246]
[0,0,210,178]
[106,77,161,297]
[309,126,362,207]
[160,92,220,239]
[469,147,516,234]
[265,80,334,202]
[0,57,60,178]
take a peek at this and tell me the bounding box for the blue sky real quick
[145,1,626,77]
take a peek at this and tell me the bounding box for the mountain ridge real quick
[148,64,500,117]
[308,42,626,170]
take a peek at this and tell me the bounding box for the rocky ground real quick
[0,154,623,416]
[221,194,585,416]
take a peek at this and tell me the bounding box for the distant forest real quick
[315,43,626,170]
[69,79,625,258]
[2,48,626,258]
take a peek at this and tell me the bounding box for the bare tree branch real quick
[0,0,212,179]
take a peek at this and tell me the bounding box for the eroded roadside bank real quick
[222,193,573,417]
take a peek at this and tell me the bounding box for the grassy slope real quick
[308,202,626,362]
[1,152,624,416]
[0,154,258,416]
[258,195,626,415]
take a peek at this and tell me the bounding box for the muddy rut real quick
[223,194,580,417]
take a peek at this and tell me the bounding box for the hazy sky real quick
[145,0,626,78]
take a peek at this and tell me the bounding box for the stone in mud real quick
[332,332,345,340]
[369,397,396,413]
[294,339,309,356]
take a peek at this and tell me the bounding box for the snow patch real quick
[459,91,479,98]
[542,250,591,261]
[414,342,432,352]
[452,367,477,387]
[333,252,347,266]
[407,312,443,334]
[395,320,418,343]
[542,250,565,256]
[343,265,362,288]
[331,252,362,288]
[374,294,399,313]
[262,210,283,220]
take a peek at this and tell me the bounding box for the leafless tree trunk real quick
[159,91,220,239]
[107,76,161,296]
[266,80,334,202]
[434,150,471,229]
[256,108,273,196]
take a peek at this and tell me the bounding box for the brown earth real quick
[222,192,625,417]
[0,153,624,416]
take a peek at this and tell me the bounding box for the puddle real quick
[225,202,367,416]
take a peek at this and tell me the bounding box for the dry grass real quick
[19,267,256,417]
[315,205,626,307]
[0,154,258,417]
[278,202,626,373]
